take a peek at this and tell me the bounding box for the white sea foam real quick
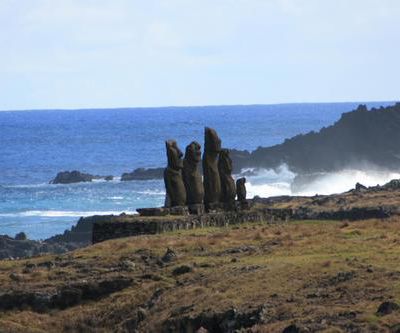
[293,169,400,196]
[244,165,400,198]
[0,210,138,218]
[136,190,166,196]
[3,183,50,189]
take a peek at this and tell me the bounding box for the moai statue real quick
[164,140,187,208]
[236,177,247,201]
[202,127,222,210]
[183,141,205,214]
[236,177,249,210]
[218,149,236,210]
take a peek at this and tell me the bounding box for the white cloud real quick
[0,0,399,109]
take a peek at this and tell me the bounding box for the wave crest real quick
[243,165,400,197]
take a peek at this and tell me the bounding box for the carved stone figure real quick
[183,141,204,205]
[202,127,222,209]
[164,140,186,207]
[218,149,236,208]
[236,177,247,201]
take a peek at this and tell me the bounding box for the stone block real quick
[188,204,205,215]
[136,208,170,216]
[170,206,190,216]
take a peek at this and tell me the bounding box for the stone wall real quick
[92,208,292,244]
[81,204,395,244]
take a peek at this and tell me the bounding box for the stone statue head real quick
[165,140,184,170]
[185,141,202,164]
[218,149,233,174]
[204,127,221,153]
[237,177,246,187]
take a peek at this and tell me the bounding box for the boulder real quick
[282,324,309,333]
[50,170,94,184]
[14,232,27,241]
[121,167,164,181]
[161,248,177,263]
[172,265,193,276]
[377,301,400,316]
[355,182,367,192]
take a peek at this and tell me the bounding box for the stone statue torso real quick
[164,140,186,207]
[202,128,222,208]
[183,141,204,205]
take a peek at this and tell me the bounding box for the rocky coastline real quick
[4,175,400,260]
[0,216,93,260]
[48,103,400,184]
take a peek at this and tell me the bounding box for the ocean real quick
[0,102,396,240]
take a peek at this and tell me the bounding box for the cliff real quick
[120,103,400,179]
[240,103,400,173]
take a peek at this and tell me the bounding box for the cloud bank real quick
[0,0,399,110]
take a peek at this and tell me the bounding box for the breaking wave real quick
[242,165,400,197]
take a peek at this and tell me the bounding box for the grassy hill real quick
[1,218,400,332]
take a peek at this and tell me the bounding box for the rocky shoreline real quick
[48,103,400,184]
[4,176,400,260]
[0,216,93,260]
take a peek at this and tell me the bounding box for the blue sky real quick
[0,0,399,110]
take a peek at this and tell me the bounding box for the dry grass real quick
[1,218,400,332]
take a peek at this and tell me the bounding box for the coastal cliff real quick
[120,103,400,179]
[48,103,400,183]
[241,103,400,173]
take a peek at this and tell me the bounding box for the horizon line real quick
[0,100,397,113]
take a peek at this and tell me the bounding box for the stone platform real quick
[92,208,292,244]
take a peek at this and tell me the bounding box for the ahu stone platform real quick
[92,208,292,244]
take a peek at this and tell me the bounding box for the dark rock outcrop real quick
[238,103,400,174]
[183,141,204,205]
[0,277,133,312]
[50,170,113,184]
[164,140,187,207]
[382,179,400,190]
[282,324,309,333]
[218,149,236,209]
[0,235,83,260]
[50,170,94,184]
[172,265,193,276]
[161,248,177,263]
[377,301,400,316]
[203,127,222,209]
[163,305,272,333]
[14,232,27,241]
[355,182,367,192]
[0,215,96,260]
[121,167,164,181]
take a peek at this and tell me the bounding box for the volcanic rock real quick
[218,149,236,210]
[183,141,204,205]
[203,127,222,209]
[164,140,187,207]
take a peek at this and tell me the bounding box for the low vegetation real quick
[1,218,400,332]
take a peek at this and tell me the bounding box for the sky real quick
[0,0,399,110]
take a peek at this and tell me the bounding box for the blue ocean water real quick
[0,102,393,239]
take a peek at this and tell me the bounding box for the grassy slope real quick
[1,218,400,332]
